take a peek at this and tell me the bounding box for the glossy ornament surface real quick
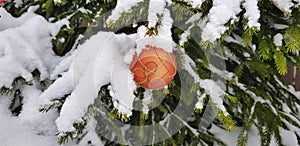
[130,46,177,89]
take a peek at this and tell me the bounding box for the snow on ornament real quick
[130,45,177,89]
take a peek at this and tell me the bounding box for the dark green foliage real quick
[52,1,300,145]
[2,0,300,146]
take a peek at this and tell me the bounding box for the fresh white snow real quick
[0,0,300,146]
[274,33,283,47]
[0,6,75,146]
[243,0,261,28]
[0,7,67,87]
[136,4,174,52]
[148,0,166,27]
[272,0,294,13]
[54,32,137,132]
[201,0,243,42]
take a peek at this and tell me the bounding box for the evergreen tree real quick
[0,0,299,146]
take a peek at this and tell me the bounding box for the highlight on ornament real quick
[130,46,177,89]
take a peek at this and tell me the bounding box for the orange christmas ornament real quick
[130,46,177,89]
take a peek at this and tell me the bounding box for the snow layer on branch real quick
[0,7,74,146]
[79,118,104,146]
[11,0,29,7]
[39,69,73,105]
[195,92,206,110]
[0,8,67,88]
[0,84,62,146]
[55,32,137,132]
[179,13,204,46]
[188,0,203,7]
[109,56,136,115]
[107,0,143,23]
[201,0,243,42]
[54,0,62,4]
[50,51,75,80]
[273,0,293,13]
[142,90,153,113]
[0,7,38,31]
[3,0,40,8]
[179,49,228,115]
[243,0,260,28]
[211,120,299,146]
[274,33,283,47]
[224,34,243,45]
[136,8,174,52]
[271,24,289,30]
[148,0,166,27]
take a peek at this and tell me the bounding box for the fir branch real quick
[170,111,226,146]
[237,129,249,146]
[274,50,287,75]
[273,126,283,146]
[243,27,259,46]
[171,0,201,13]
[200,0,213,17]
[209,100,235,131]
[169,2,195,21]
[285,25,300,54]
[106,1,148,30]
[258,39,273,60]
[278,111,300,129]
[57,120,87,145]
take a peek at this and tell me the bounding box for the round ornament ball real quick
[130,46,177,89]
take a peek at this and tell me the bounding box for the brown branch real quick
[269,0,292,17]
